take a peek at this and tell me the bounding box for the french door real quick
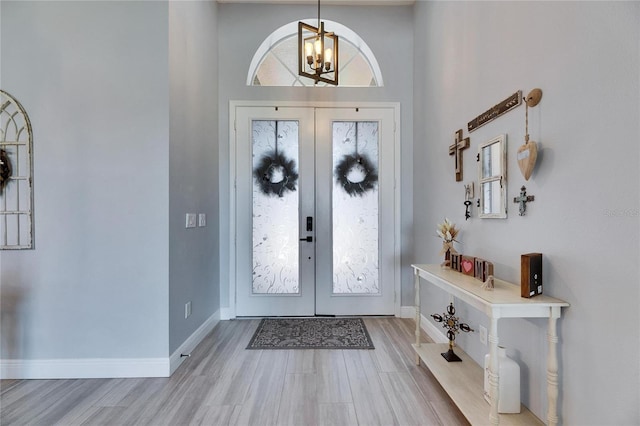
[234,104,397,317]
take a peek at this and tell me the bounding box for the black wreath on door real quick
[334,122,378,197]
[253,121,299,198]
[254,151,299,197]
[335,153,378,197]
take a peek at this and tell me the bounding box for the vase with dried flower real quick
[436,218,459,268]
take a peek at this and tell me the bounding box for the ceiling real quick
[216,0,415,5]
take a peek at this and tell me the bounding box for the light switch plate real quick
[186,213,197,228]
[464,182,474,199]
[479,325,487,345]
[198,213,206,227]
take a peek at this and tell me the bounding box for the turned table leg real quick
[488,316,500,425]
[547,308,561,426]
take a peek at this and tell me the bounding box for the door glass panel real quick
[252,120,300,294]
[332,121,379,294]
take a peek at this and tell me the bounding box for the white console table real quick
[412,264,569,426]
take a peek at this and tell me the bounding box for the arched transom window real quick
[247,20,383,87]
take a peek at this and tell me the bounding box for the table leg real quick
[488,316,500,425]
[547,308,560,426]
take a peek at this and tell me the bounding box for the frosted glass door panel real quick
[252,120,299,294]
[332,122,379,294]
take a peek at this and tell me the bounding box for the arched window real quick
[247,20,383,87]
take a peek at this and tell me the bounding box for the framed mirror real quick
[478,134,507,218]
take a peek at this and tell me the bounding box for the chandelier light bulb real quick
[324,47,333,70]
[314,38,323,62]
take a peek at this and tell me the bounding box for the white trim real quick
[0,358,169,380]
[399,306,449,344]
[229,101,401,318]
[230,100,399,109]
[399,305,416,318]
[228,104,238,320]
[169,310,221,375]
[393,105,401,317]
[0,310,222,379]
[421,312,449,344]
[246,20,384,87]
[220,307,234,320]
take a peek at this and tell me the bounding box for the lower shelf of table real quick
[412,343,543,426]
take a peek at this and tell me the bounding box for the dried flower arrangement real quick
[436,218,459,266]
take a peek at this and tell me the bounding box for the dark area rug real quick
[246,317,375,350]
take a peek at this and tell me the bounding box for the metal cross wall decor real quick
[513,185,535,216]
[449,129,470,182]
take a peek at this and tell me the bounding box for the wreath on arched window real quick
[334,123,378,196]
[253,121,299,197]
[0,149,12,195]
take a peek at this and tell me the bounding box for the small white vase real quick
[483,347,521,413]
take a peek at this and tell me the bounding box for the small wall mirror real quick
[478,134,507,218]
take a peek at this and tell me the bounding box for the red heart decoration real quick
[462,260,473,273]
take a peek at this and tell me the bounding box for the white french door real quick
[233,104,398,317]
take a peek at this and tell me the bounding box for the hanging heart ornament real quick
[518,88,542,181]
[517,139,537,181]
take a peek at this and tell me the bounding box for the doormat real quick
[246,317,375,350]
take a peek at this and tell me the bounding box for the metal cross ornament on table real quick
[449,129,470,182]
[431,302,474,362]
[513,185,535,216]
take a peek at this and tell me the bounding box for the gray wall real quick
[168,1,220,354]
[0,1,170,359]
[0,0,222,366]
[217,3,415,312]
[413,1,639,424]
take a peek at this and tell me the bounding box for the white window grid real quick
[247,20,384,88]
[0,90,34,249]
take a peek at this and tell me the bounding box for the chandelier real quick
[298,0,339,85]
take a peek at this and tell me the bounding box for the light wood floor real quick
[0,318,469,426]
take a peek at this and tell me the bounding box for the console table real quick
[412,264,569,426]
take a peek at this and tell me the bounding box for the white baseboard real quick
[220,306,234,320]
[420,312,449,344]
[0,309,222,380]
[399,305,416,318]
[170,309,220,374]
[0,357,170,380]
[400,305,448,344]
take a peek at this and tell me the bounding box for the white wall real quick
[217,3,415,313]
[168,1,220,354]
[0,1,170,363]
[413,1,639,424]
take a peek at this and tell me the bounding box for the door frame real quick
[227,100,401,318]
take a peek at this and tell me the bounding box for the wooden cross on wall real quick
[449,129,470,182]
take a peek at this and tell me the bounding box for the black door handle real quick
[299,236,313,242]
